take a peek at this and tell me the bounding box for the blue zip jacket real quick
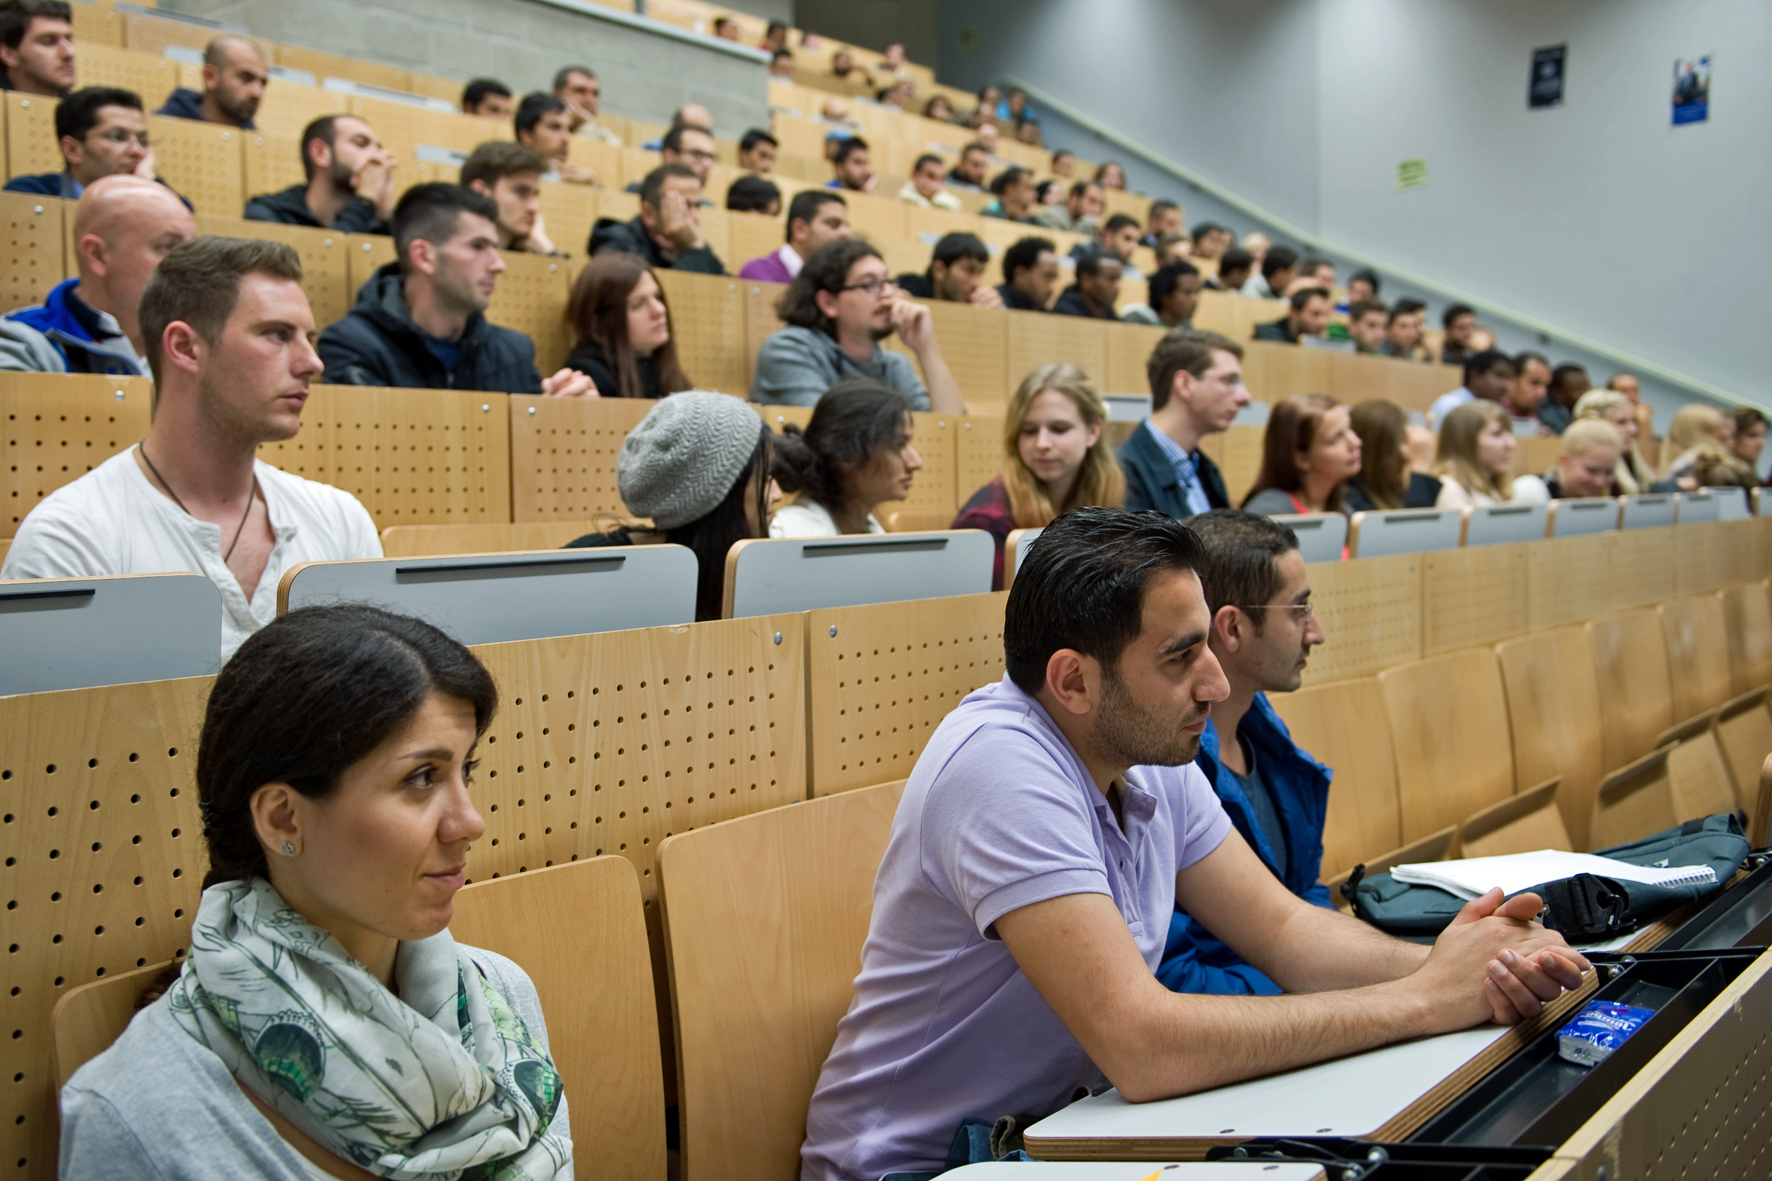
[0,278,147,376]
[1157,692,1334,995]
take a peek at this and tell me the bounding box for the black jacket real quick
[1253,317,1299,342]
[317,262,543,392]
[564,339,664,399]
[996,282,1044,312]
[1118,422,1231,520]
[156,87,256,130]
[896,273,934,298]
[1052,284,1119,320]
[587,216,724,274]
[244,183,388,234]
[1344,472,1442,513]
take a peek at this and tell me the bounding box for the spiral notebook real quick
[1391,849,1716,899]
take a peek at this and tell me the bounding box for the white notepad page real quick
[1391,849,1715,899]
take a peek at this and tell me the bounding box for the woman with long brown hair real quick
[952,363,1124,588]
[1241,393,1363,515]
[563,252,694,399]
[1344,399,1442,511]
[1433,400,1550,507]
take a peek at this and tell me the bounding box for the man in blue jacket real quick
[1118,328,1248,520]
[1158,509,1335,995]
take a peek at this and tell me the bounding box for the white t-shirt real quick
[1,448,381,659]
[1435,473,1551,510]
[769,500,884,538]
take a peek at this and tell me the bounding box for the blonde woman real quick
[1660,404,1752,490]
[1573,388,1654,494]
[1433,400,1550,508]
[953,363,1125,589]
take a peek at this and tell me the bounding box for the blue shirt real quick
[1143,419,1213,516]
[420,332,462,382]
[1430,386,1475,427]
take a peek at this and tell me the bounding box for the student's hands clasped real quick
[541,368,598,397]
[1412,888,1590,1030]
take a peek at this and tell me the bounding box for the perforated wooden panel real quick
[348,95,485,155]
[1299,553,1423,687]
[955,416,1004,507]
[67,0,121,47]
[0,191,63,317]
[463,614,807,895]
[1103,321,1165,398]
[4,93,60,183]
[346,231,398,297]
[1007,307,1107,384]
[564,138,623,190]
[122,12,272,60]
[140,116,244,216]
[1251,343,1332,404]
[1525,533,1613,632]
[1324,351,1394,405]
[536,180,597,257]
[74,42,174,101]
[0,674,213,1181]
[484,252,571,374]
[1421,543,1529,656]
[248,81,349,140]
[2,373,152,536]
[655,270,748,396]
[727,210,784,275]
[754,403,812,433]
[1676,520,1733,595]
[255,385,512,528]
[806,592,1007,794]
[195,214,352,330]
[899,410,958,516]
[1610,526,1676,611]
[242,132,307,204]
[509,394,651,521]
[923,299,1009,409]
[743,279,788,387]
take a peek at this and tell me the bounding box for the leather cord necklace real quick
[138,441,258,562]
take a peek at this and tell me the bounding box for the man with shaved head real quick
[156,35,266,128]
[0,174,195,374]
[640,102,713,148]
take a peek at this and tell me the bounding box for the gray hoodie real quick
[748,325,929,410]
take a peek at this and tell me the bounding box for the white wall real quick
[938,0,1769,412]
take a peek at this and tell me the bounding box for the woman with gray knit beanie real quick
[565,391,780,620]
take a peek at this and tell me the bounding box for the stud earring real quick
[282,842,296,857]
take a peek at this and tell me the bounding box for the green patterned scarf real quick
[168,878,569,1180]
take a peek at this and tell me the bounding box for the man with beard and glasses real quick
[799,507,1590,1181]
[244,114,394,234]
[1154,510,1337,996]
[156,35,266,129]
[0,236,380,659]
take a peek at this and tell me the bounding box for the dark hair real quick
[139,236,302,395]
[831,135,868,166]
[1392,297,1425,315]
[785,188,844,241]
[1551,363,1588,389]
[640,162,699,208]
[461,78,512,110]
[0,0,68,50]
[930,231,989,274]
[726,174,780,213]
[1051,148,1074,165]
[514,92,565,136]
[1514,350,1549,374]
[391,183,498,276]
[1243,393,1347,513]
[1348,267,1380,295]
[912,152,944,173]
[1732,407,1767,434]
[1186,510,1299,633]
[961,140,989,157]
[1289,287,1328,312]
[1102,212,1139,236]
[551,64,595,92]
[1216,246,1253,274]
[52,87,141,143]
[990,165,1031,195]
[766,19,787,35]
[775,237,882,334]
[1068,179,1099,202]
[1262,245,1298,281]
[675,421,773,621]
[774,48,794,62]
[1149,199,1179,221]
[1349,399,1411,510]
[740,128,778,153]
[564,253,693,399]
[297,114,342,183]
[460,140,548,189]
[662,121,713,155]
[1297,256,1332,278]
[1003,235,1055,284]
[1004,507,1206,694]
[1463,348,1516,381]
[196,605,498,889]
[771,378,911,513]
[1149,260,1199,309]
[1148,328,1242,410]
[1189,222,1221,241]
[1442,303,1475,328]
[1076,250,1120,280]
[1348,298,1388,322]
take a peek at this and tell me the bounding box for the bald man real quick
[640,102,714,148]
[156,35,266,129]
[0,175,196,374]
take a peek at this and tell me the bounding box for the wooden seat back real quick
[1720,580,1772,696]
[1270,676,1404,882]
[1587,609,1675,770]
[50,960,171,1087]
[1457,778,1571,859]
[1495,628,1608,851]
[1591,747,1679,849]
[658,779,906,1181]
[1660,594,1735,722]
[1378,649,1518,846]
[1714,690,1772,815]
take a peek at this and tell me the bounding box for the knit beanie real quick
[617,391,764,530]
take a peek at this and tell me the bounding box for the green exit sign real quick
[1396,157,1428,190]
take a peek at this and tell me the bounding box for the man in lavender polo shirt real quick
[801,509,1589,1181]
[736,190,851,284]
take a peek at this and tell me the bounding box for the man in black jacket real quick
[244,114,394,234]
[1254,287,1329,344]
[1118,329,1249,519]
[317,183,593,395]
[1051,250,1121,319]
[587,163,725,274]
[995,235,1059,312]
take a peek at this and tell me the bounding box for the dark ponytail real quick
[196,605,499,889]
[769,378,911,513]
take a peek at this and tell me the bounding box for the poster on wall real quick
[1529,45,1565,108]
[1673,55,1711,125]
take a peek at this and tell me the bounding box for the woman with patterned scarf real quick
[59,605,573,1180]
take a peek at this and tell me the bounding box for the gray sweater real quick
[59,946,574,1181]
[749,325,929,410]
